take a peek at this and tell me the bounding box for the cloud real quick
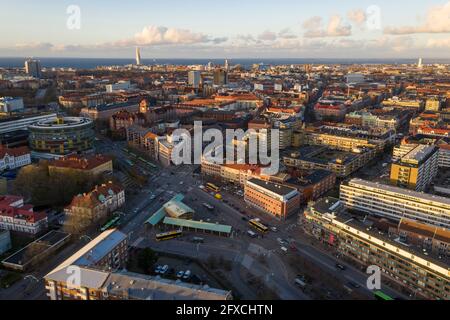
[426,38,450,48]
[384,1,450,34]
[347,9,366,27]
[258,30,278,41]
[303,15,352,38]
[278,28,298,39]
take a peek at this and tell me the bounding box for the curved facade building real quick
[28,117,94,156]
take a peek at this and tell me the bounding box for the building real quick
[109,110,146,138]
[283,145,377,178]
[46,267,231,300]
[299,125,395,152]
[0,146,31,171]
[314,102,347,122]
[135,47,141,66]
[0,97,24,113]
[45,229,129,300]
[65,182,125,224]
[285,169,336,203]
[188,70,201,88]
[80,101,140,121]
[245,178,300,220]
[213,69,228,86]
[340,179,450,228]
[2,231,70,271]
[105,81,131,93]
[0,230,11,255]
[439,145,450,168]
[28,116,95,157]
[390,144,439,191]
[0,113,57,135]
[389,218,449,258]
[24,59,42,78]
[304,197,449,300]
[0,195,48,235]
[48,154,113,177]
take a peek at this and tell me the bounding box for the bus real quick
[374,291,394,301]
[156,230,183,242]
[100,216,121,232]
[249,219,269,233]
[206,183,220,193]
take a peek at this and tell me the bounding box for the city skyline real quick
[0,0,450,59]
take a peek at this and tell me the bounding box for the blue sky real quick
[1,0,449,58]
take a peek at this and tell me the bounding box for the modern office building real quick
[28,116,94,157]
[245,178,300,220]
[304,197,450,300]
[0,113,57,134]
[213,69,228,86]
[340,178,450,228]
[0,97,24,113]
[188,70,201,88]
[24,59,42,78]
[390,144,439,191]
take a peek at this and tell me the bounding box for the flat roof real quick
[346,178,450,207]
[163,217,232,234]
[247,178,298,197]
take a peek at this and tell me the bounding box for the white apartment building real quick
[340,179,450,228]
[0,147,31,171]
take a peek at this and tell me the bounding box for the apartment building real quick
[340,179,450,228]
[48,154,113,177]
[390,144,439,191]
[245,178,300,220]
[45,229,129,300]
[65,182,125,224]
[0,195,48,235]
[0,146,31,171]
[304,197,449,300]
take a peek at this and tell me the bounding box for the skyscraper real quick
[136,47,141,66]
[24,59,42,78]
[418,58,423,69]
[188,71,201,88]
[224,59,229,71]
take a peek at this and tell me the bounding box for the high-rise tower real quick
[136,47,141,66]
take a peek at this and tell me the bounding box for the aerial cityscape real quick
[0,0,449,307]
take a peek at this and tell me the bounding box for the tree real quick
[137,248,157,274]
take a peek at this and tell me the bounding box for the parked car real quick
[160,265,169,274]
[335,263,346,271]
[154,265,162,274]
[183,270,191,280]
[176,270,185,278]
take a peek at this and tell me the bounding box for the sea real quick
[1,57,449,70]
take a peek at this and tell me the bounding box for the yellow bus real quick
[156,230,183,242]
[206,183,220,193]
[249,219,269,233]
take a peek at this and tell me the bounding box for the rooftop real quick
[247,178,298,197]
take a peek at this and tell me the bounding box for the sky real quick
[0,0,449,59]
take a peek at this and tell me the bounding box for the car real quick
[241,216,248,221]
[280,247,288,254]
[150,195,156,200]
[160,265,169,274]
[183,270,191,280]
[176,270,185,278]
[179,181,184,185]
[335,263,346,271]
[271,227,278,232]
[154,265,162,274]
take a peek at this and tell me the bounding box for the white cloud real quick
[347,9,366,27]
[384,1,450,34]
[303,15,352,38]
[258,30,278,41]
[426,38,450,48]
